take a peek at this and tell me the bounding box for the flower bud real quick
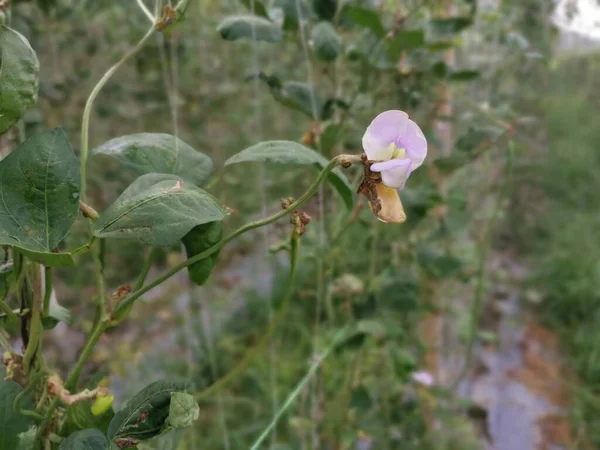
[91,394,114,416]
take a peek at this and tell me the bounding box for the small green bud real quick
[91,394,114,416]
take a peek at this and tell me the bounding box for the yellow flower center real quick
[388,143,406,159]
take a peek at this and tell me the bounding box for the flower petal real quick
[370,184,406,223]
[370,159,412,190]
[362,110,409,161]
[401,120,427,169]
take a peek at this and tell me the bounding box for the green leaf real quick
[168,393,199,429]
[0,26,39,135]
[217,15,282,43]
[319,124,341,153]
[0,129,81,265]
[225,140,354,209]
[429,17,472,39]
[342,6,385,37]
[16,427,37,450]
[108,381,187,441]
[92,133,213,187]
[0,258,13,300]
[312,0,337,21]
[182,221,223,286]
[59,429,109,450]
[417,248,463,279]
[448,70,480,82]
[18,249,75,268]
[311,22,341,62]
[0,379,34,450]
[239,0,269,18]
[386,29,425,60]
[277,81,324,119]
[36,0,57,14]
[93,174,225,246]
[272,0,312,30]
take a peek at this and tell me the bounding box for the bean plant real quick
[0,0,521,449]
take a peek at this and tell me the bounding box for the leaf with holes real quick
[108,381,187,441]
[92,133,213,187]
[0,129,80,266]
[59,429,109,450]
[225,141,354,209]
[218,15,282,43]
[93,174,225,246]
[0,26,39,135]
[168,393,199,429]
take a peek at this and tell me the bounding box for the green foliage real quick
[311,22,341,62]
[386,29,425,60]
[429,17,472,39]
[59,429,110,450]
[225,140,354,209]
[92,134,213,187]
[272,0,312,30]
[217,15,283,43]
[0,26,39,135]
[312,0,337,21]
[0,129,80,266]
[167,393,199,429]
[342,5,385,37]
[93,174,225,246]
[0,379,34,450]
[276,80,324,119]
[107,381,187,442]
[182,221,223,286]
[238,0,269,18]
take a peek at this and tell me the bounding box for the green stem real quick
[79,25,156,204]
[113,155,360,323]
[43,266,52,317]
[195,230,301,402]
[23,269,42,374]
[249,326,348,450]
[64,321,107,391]
[0,299,18,325]
[134,247,159,291]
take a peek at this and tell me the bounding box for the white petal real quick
[401,120,427,170]
[371,159,412,190]
[362,110,410,161]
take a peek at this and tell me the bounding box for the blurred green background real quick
[3,0,600,448]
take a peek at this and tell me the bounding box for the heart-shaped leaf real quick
[217,15,283,42]
[93,174,225,246]
[0,26,40,135]
[108,381,187,441]
[0,379,34,450]
[311,22,342,62]
[168,392,199,429]
[0,129,80,266]
[225,140,354,209]
[59,429,109,450]
[92,134,213,187]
